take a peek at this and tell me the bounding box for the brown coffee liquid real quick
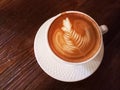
[48,12,101,63]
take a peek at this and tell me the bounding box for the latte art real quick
[48,13,101,62]
[54,17,93,58]
[62,18,91,55]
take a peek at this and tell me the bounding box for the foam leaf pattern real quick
[61,17,91,54]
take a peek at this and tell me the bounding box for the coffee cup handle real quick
[100,25,108,34]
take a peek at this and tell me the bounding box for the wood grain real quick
[0,0,120,90]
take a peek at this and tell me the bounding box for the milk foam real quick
[48,13,100,62]
[53,17,92,57]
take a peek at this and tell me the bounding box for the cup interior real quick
[47,11,103,65]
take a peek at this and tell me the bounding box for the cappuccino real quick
[48,12,101,63]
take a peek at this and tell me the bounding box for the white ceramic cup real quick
[34,11,108,82]
[46,11,108,65]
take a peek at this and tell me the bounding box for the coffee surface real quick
[48,12,101,63]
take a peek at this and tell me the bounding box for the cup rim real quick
[47,11,103,65]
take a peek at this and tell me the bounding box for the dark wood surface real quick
[0,0,120,90]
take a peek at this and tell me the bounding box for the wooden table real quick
[0,0,120,90]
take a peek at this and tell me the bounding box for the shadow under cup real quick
[47,11,102,64]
